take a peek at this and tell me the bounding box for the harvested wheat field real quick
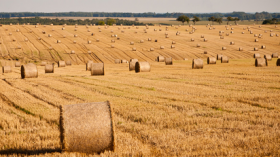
[0,24,280,156]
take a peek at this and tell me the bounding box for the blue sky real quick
[0,0,279,13]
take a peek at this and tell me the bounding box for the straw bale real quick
[226,33,229,36]
[217,54,223,60]
[86,61,94,71]
[58,61,66,67]
[221,56,229,63]
[71,50,75,54]
[15,62,21,67]
[115,59,120,64]
[73,41,77,44]
[132,48,136,51]
[2,66,12,73]
[91,33,95,36]
[230,41,235,45]
[21,63,38,79]
[207,57,216,64]
[272,53,278,58]
[201,35,204,38]
[129,61,137,71]
[191,38,195,41]
[255,58,267,67]
[220,36,224,39]
[88,51,92,54]
[192,59,203,69]
[242,32,245,34]
[197,44,201,47]
[239,47,243,51]
[160,46,165,49]
[130,42,134,45]
[157,56,165,62]
[60,101,114,154]
[88,41,92,44]
[135,62,151,73]
[140,40,144,43]
[91,63,104,75]
[165,58,173,65]
[41,61,47,66]
[45,64,54,73]
[264,55,272,61]
[171,45,175,49]
[111,45,114,48]
[255,39,258,42]
[254,53,261,58]
[9,33,12,36]
[172,41,176,44]
[65,61,71,66]
[165,35,169,38]
[254,48,258,51]
[74,35,78,37]
[204,39,208,42]
[148,38,152,41]
[121,60,127,63]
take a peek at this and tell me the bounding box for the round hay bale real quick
[87,29,91,32]
[21,63,38,79]
[88,41,92,44]
[15,62,21,67]
[62,28,65,30]
[71,50,75,54]
[88,51,92,54]
[74,35,78,37]
[91,33,95,36]
[217,54,223,60]
[12,39,16,42]
[226,33,229,36]
[9,33,12,36]
[2,66,12,73]
[264,55,272,61]
[130,59,138,62]
[201,35,204,38]
[277,59,280,66]
[66,61,72,66]
[130,42,134,45]
[254,48,259,51]
[132,48,136,51]
[254,34,258,37]
[204,39,208,42]
[171,45,175,49]
[231,31,234,34]
[255,58,267,67]
[230,41,235,45]
[96,39,100,42]
[115,59,120,64]
[60,101,114,154]
[272,53,279,58]
[172,41,176,44]
[157,56,164,62]
[197,44,201,47]
[121,60,127,63]
[148,38,152,41]
[239,47,243,51]
[165,35,169,38]
[221,56,229,63]
[111,45,115,48]
[129,61,137,71]
[276,34,279,37]
[73,41,77,44]
[135,62,151,73]
[207,57,216,64]
[254,53,261,58]
[231,28,234,30]
[111,40,115,43]
[192,59,203,69]
[58,61,66,67]
[242,32,245,34]
[165,58,173,65]
[155,39,158,42]
[74,29,77,31]
[86,61,94,71]
[204,51,207,54]
[140,40,144,43]
[45,64,54,73]
[48,34,52,37]
[160,46,165,49]
[91,63,104,76]
[191,38,195,41]
[220,36,224,39]
[41,61,47,66]
[222,47,227,50]
[255,39,258,42]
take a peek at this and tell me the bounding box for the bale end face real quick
[60,101,115,154]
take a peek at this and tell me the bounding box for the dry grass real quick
[0,24,279,156]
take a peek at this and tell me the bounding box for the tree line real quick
[0,17,151,25]
[0,11,279,20]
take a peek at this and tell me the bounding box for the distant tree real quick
[135,18,139,22]
[255,12,260,24]
[208,16,216,25]
[106,18,116,25]
[227,16,233,25]
[176,15,189,25]
[215,17,223,25]
[192,16,200,25]
[272,18,277,25]
[233,17,240,25]
[98,21,105,25]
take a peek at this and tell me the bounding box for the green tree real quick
[106,18,116,25]
[233,17,240,25]
[272,18,277,25]
[227,16,233,25]
[215,17,223,25]
[208,16,216,25]
[176,15,189,25]
[192,16,200,25]
[98,21,105,25]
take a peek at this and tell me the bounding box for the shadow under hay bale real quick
[58,61,65,67]
[45,64,54,73]
[165,58,173,65]
[192,59,203,69]
[135,62,151,73]
[255,58,267,67]
[207,57,216,64]
[21,63,38,79]
[60,101,115,154]
[264,55,272,61]
[66,61,72,66]
[86,61,94,71]
[91,63,104,75]
[221,56,229,63]
[15,62,21,67]
[2,66,12,73]
[157,56,164,62]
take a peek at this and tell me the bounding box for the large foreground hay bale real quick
[86,61,94,71]
[135,62,151,73]
[45,64,54,73]
[255,58,267,67]
[207,57,216,64]
[264,55,272,61]
[221,56,229,63]
[60,101,115,154]
[254,53,261,58]
[15,62,21,67]
[165,58,173,65]
[21,63,38,79]
[115,59,120,64]
[2,66,12,73]
[66,61,72,66]
[272,53,279,58]
[192,59,203,69]
[91,63,104,75]
[58,61,66,67]
[157,56,165,62]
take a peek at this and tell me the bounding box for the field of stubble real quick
[0,24,280,156]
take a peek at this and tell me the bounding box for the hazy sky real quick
[0,0,279,13]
